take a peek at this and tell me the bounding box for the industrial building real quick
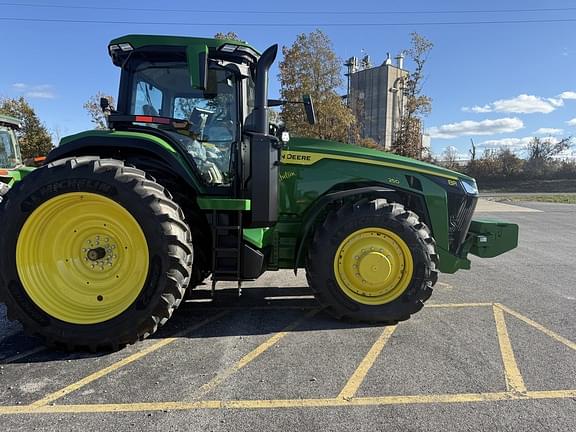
[347,53,409,150]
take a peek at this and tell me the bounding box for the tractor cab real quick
[101,35,281,227]
[108,37,257,186]
[0,115,24,185]
[0,115,23,170]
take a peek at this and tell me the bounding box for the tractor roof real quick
[0,115,21,130]
[108,34,260,66]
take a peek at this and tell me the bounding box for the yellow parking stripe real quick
[29,311,229,408]
[493,305,527,393]
[191,309,319,398]
[338,325,397,399]
[2,390,576,415]
[496,303,576,351]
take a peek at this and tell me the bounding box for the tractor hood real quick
[284,137,472,182]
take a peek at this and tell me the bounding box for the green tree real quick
[392,33,433,159]
[0,96,53,159]
[84,92,115,130]
[279,30,356,142]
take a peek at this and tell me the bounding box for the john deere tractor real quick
[0,115,35,190]
[0,35,518,351]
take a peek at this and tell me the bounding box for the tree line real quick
[441,136,575,182]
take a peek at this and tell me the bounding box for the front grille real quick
[448,194,477,253]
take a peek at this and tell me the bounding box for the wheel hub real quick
[357,251,391,285]
[82,236,119,271]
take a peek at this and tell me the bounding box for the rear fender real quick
[47,132,204,192]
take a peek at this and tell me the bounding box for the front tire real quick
[306,198,438,323]
[0,157,193,351]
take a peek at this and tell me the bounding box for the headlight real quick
[461,179,478,195]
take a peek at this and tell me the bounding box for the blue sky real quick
[1,0,575,158]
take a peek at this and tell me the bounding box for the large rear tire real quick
[306,198,438,323]
[0,157,193,351]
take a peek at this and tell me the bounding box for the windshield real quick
[0,130,21,169]
[128,59,237,186]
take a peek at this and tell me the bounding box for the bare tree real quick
[525,136,571,176]
[392,33,433,159]
[441,146,460,170]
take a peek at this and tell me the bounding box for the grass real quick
[494,195,576,204]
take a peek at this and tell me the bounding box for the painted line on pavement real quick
[496,303,576,351]
[190,309,319,399]
[1,390,576,415]
[29,311,229,408]
[493,305,527,394]
[338,325,397,399]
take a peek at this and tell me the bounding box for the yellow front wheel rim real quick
[333,227,414,305]
[16,192,149,324]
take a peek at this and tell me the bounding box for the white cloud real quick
[462,105,491,113]
[25,91,56,99]
[559,91,576,100]
[567,118,576,127]
[11,83,56,99]
[492,95,562,113]
[463,94,566,114]
[534,128,564,136]
[427,117,524,139]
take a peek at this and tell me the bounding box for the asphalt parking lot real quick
[1,200,575,431]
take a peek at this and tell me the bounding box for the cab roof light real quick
[118,43,133,52]
[219,44,238,53]
[235,45,259,58]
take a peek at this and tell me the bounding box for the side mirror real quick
[187,45,208,90]
[303,94,316,125]
[99,97,110,112]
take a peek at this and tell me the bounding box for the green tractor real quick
[0,115,35,193]
[0,35,518,351]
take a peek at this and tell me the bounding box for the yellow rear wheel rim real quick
[333,227,413,305]
[16,192,149,324]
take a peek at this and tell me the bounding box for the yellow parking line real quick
[29,311,229,408]
[191,309,319,398]
[426,303,492,308]
[496,303,576,351]
[338,325,397,399]
[493,305,527,393]
[2,390,576,414]
[1,346,46,364]
[526,389,576,399]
